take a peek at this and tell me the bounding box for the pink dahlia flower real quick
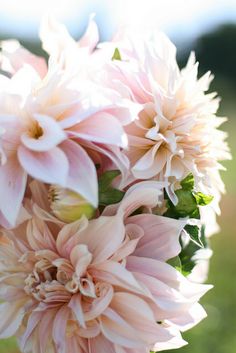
[0,183,211,352]
[0,17,140,228]
[101,29,231,204]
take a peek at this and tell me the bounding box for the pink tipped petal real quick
[18,145,69,186]
[60,140,98,207]
[0,156,27,226]
[21,114,66,151]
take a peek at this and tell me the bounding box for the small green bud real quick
[49,186,95,223]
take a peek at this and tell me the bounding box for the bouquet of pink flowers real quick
[0,15,231,353]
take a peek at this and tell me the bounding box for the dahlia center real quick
[28,121,43,139]
[24,256,95,302]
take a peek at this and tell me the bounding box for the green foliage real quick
[164,174,213,275]
[180,173,195,191]
[167,256,182,272]
[193,192,214,206]
[185,224,203,248]
[112,47,122,61]
[98,170,125,206]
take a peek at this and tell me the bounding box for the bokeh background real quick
[0,0,235,352]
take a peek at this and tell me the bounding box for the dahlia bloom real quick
[0,183,211,353]
[0,18,140,228]
[100,29,231,205]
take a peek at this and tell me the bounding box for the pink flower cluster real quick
[0,15,230,353]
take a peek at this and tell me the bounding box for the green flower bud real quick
[49,186,95,223]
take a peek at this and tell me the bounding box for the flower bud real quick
[48,186,95,223]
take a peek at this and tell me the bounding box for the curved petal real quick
[90,261,146,296]
[132,145,167,179]
[56,216,89,259]
[52,305,70,353]
[169,302,207,332]
[60,140,98,207]
[89,334,116,353]
[100,308,145,349]
[78,13,99,52]
[0,156,27,226]
[21,114,66,152]
[111,292,174,344]
[71,112,127,148]
[0,39,47,78]
[68,294,85,328]
[0,300,26,339]
[84,284,114,321]
[78,215,125,264]
[128,214,186,261]
[18,145,69,186]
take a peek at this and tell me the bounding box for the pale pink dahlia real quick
[0,17,139,228]
[0,183,211,353]
[102,30,231,203]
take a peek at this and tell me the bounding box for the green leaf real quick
[112,48,122,61]
[179,241,199,275]
[193,192,214,206]
[184,224,203,248]
[179,225,209,276]
[180,173,194,191]
[167,256,182,272]
[98,170,121,192]
[99,188,124,206]
[98,170,125,206]
[173,189,197,216]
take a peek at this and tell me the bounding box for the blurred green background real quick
[0,2,236,353]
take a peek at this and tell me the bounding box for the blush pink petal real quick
[168,302,207,332]
[91,261,145,295]
[60,140,98,207]
[56,217,89,259]
[100,308,146,349]
[21,114,67,152]
[128,214,186,261]
[132,146,167,179]
[0,40,47,78]
[19,311,43,351]
[0,155,27,226]
[68,294,86,328]
[89,334,116,353]
[53,305,71,353]
[84,284,114,322]
[71,112,127,148]
[78,216,125,264]
[18,144,69,186]
[110,292,173,344]
[38,309,57,353]
[0,300,26,339]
